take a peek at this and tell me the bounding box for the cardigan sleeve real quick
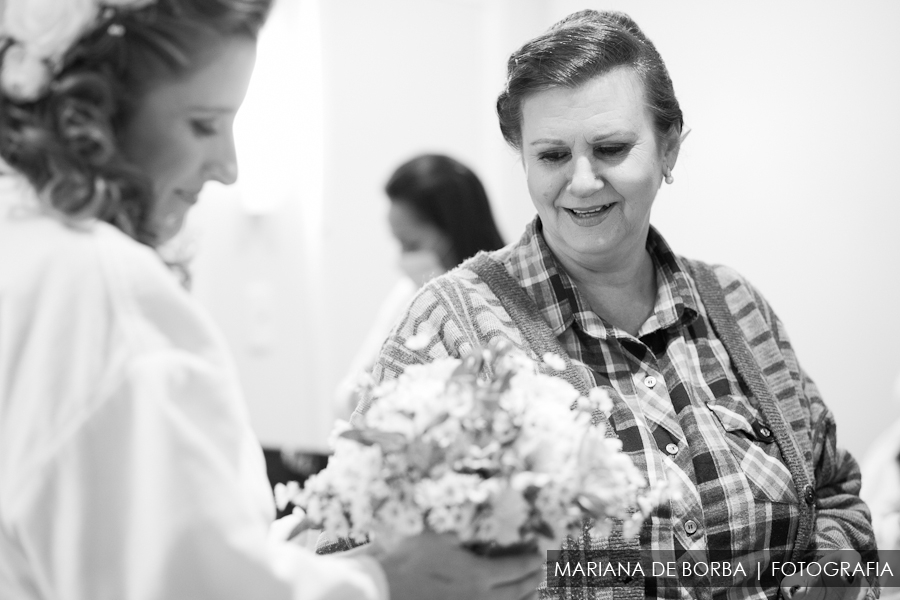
[730,268,877,560]
[782,323,877,560]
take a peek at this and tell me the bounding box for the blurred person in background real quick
[0,1,541,599]
[334,153,504,420]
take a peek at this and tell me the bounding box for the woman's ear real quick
[663,125,690,172]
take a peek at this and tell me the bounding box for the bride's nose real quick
[205,131,239,185]
[567,155,604,197]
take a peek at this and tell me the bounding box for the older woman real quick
[356,10,876,599]
[0,1,540,599]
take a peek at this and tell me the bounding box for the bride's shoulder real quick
[0,189,175,320]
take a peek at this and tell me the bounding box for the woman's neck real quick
[553,243,657,337]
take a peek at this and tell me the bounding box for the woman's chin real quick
[549,223,623,263]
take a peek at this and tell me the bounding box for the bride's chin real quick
[157,215,186,246]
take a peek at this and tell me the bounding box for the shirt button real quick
[665,443,679,455]
[643,375,657,388]
[684,520,698,535]
[759,426,772,438]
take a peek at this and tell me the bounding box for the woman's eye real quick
[595,144,628,157]
[190,119,218,136]
[537,150,569,163]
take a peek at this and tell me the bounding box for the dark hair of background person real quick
[385,154,505,270]
[0,0,273,248]
[496,9,683,151]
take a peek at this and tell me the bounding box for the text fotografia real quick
[545,552,892,588]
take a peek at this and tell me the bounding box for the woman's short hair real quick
[0,0,273,246]
[385,154,505,269]
[496,10,683,151]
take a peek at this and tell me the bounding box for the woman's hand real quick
[375,531,543,600]
[780,550,875,600]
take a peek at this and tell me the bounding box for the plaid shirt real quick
[362,218,874,599]
[509,221,800,599]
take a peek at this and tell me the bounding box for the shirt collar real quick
[642,226,700,334]
[504,216,699,339]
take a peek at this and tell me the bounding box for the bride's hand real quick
[268,512,320,551]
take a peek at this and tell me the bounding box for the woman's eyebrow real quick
[529,138,566,146]
[530,130,634,146]
[586,130,632,143]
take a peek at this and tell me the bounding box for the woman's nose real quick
[567,155,604,197]
[206,134,239,185]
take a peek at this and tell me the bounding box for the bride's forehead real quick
[136,39,257,113]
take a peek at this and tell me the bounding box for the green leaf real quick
[339,428,407,452]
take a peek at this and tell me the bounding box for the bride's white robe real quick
[0,175,385,600]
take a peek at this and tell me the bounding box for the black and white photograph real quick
[1,0,898,598]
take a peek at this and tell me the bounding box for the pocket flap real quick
[707,396,767,441]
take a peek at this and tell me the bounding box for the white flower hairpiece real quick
[0,0,155,102]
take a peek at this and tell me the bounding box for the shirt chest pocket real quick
[707,395,799,505]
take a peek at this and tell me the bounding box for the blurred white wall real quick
[186,0,900,459]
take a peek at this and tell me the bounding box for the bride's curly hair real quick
[0,0,273,247]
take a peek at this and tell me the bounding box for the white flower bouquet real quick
[278,343,664,553]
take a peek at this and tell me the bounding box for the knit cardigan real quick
[354,249,876,598]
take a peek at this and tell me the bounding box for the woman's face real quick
[520,67,678,272]
[388,201,452,287]
[119,38,257,244]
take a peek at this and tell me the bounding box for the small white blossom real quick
[403,324,436,352]
[404,331,431,351]
[542,352,567,371]
[0,44,52,101]
[589,386,615,416]
[273,480,301,511]
[623,513,644,538]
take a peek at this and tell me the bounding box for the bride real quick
[0,1,541,599]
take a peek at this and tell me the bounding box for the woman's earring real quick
[663,166,674,185]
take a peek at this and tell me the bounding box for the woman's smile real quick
[564,201,619,227]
